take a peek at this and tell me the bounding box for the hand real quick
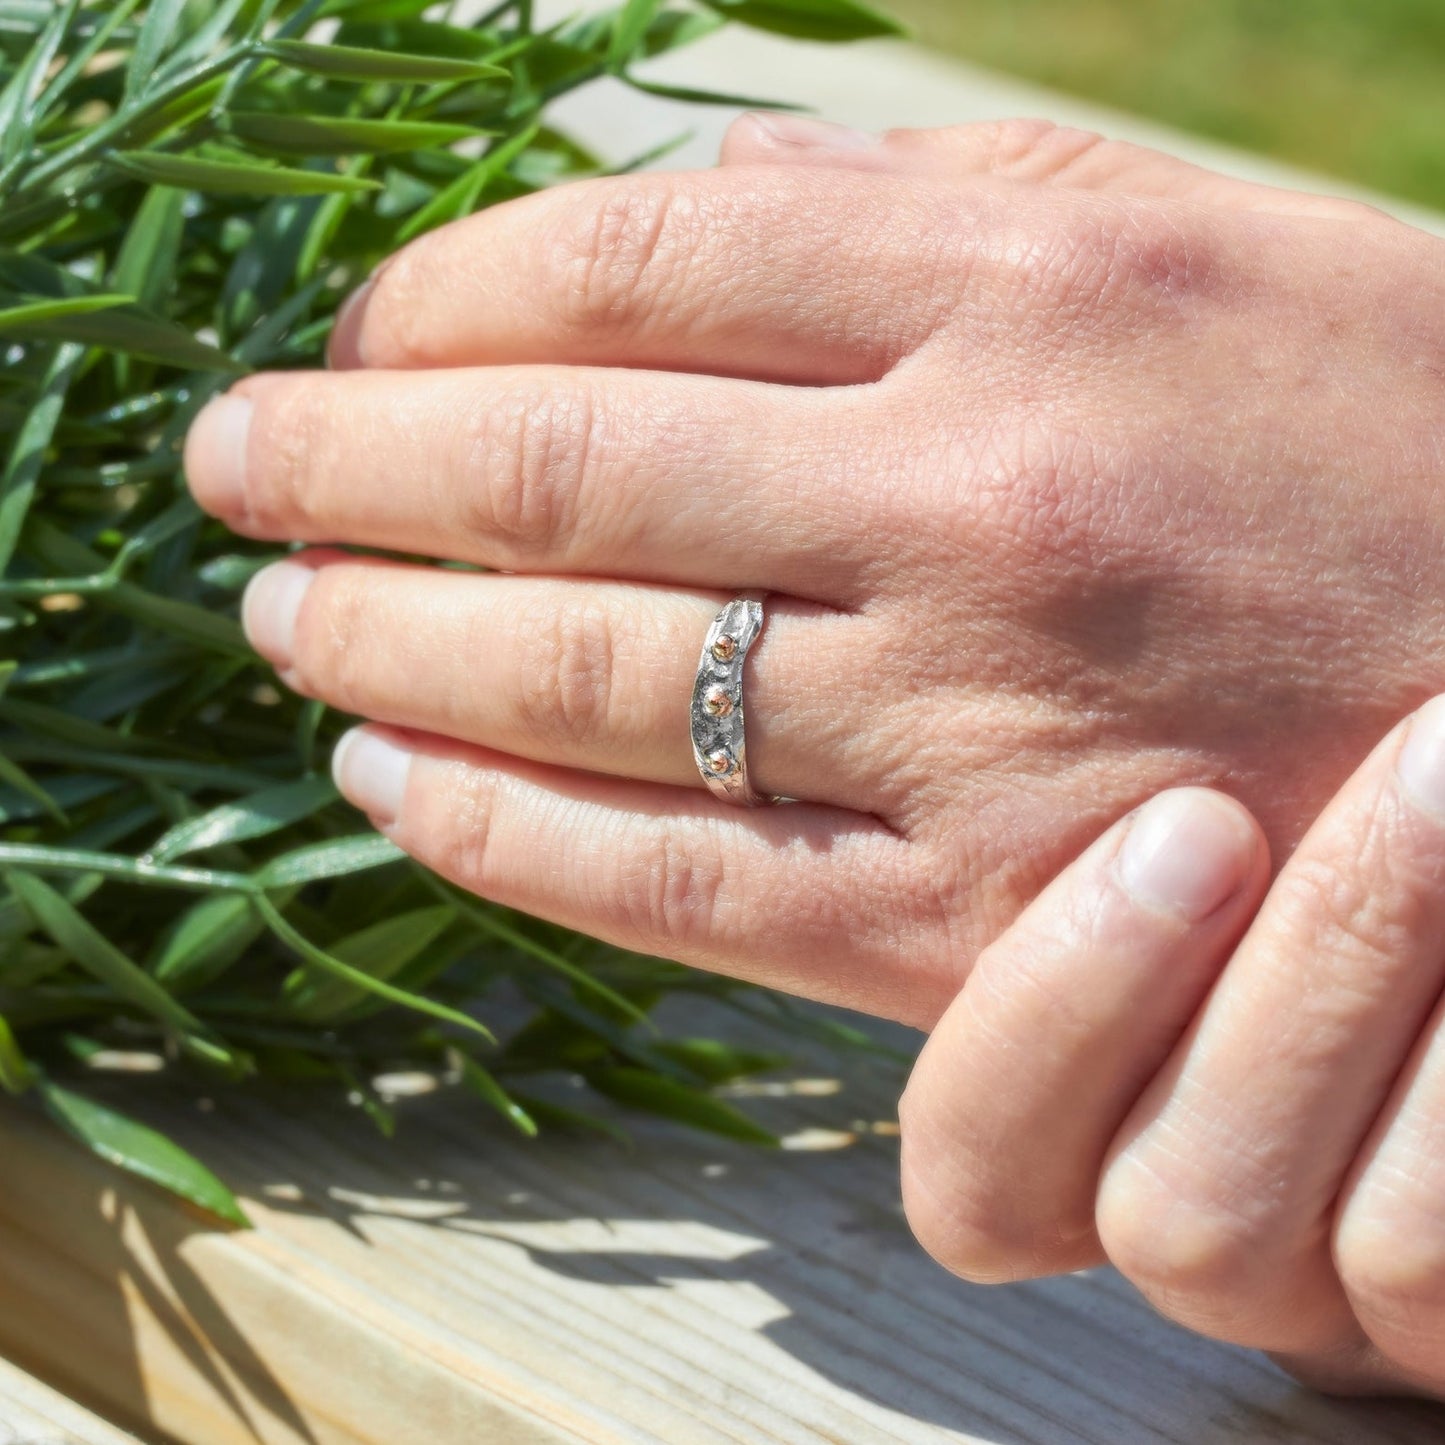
[184,117,1445,1030]
[899,695,1445,1400]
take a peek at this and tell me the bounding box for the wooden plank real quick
[0,1354,138,1444]
[1,1000,1443,1444]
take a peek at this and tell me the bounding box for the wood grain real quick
[0,1355,138,1444]
[1,1000,1443,1445]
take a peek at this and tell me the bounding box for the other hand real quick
[900,694,1445,1399]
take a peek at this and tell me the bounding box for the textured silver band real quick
[690,594,777,807]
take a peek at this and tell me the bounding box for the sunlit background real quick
[887,0,1445,210]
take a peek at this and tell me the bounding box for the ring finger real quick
[242,552,880,813]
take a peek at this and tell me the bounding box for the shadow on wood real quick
[2,1002,1444,1445]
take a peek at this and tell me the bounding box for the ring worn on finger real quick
[690,594,780,807]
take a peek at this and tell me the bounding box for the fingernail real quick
[241,559,314,670]
[1397,695,1445,821]
[1118,788,1255,921]
[183,393,252,517]
[327,276,375,369]
[332,728,413,829]
[747,112,877,151]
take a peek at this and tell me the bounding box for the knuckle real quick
[949,118,1108,175]
[1337,1234,1445,1337]
[463,385,598,559]
[1000,200,1218,316]
[1273,844,1419,980]
[361,247,435,368]
[513,593,618,752]
[287,565,367,705]
[614,829,728,948]
[967,413,1121,568]
[244,382,329,534]
[896,1070,1092,1285]
[896,1126,1045,1286]
[554,179,692,337]
[1097,1150,1266,1331]
[434,763,498,897]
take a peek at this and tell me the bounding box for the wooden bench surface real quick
[1,998,1443,1445]
[0,1355,138,1444]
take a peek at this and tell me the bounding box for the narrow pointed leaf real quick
[227,113,485,156]
[0,1014,31,1094]
[150,893,267,990]
[112,150,383,196]
[256,895,494,1043]
[5,869,230,1051]
[585,1066,779,1145]
[147,776,338,863]
[36,1075,250,1227]
[260,39,507,83]
[0,342,80,576]
[110,185,187,313]
[608,0,662,68]
[457,1056,537,1137]
[699,0,905,41]
[0,299,241,371]
[126,0,189,99]
[285,905,455,1019]
[254,833,405,888]
[0,294,136,329]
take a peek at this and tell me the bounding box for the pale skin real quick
[183,114,1445,1398]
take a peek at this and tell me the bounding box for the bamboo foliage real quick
[0,0,902,1222]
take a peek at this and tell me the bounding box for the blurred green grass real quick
[885,0,1445,211]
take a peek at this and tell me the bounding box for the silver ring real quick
[690,594,778,807]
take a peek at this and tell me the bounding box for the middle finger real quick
[185,365,888,606]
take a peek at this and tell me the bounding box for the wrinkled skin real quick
[186,116,1445,1401]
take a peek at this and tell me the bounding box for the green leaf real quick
[260,38,507,83]
[0,298,241,372]
[284,904,455,1019]
[699,0,905,41]
[608,0,663,69]
[0,1014,32,1094]
[111,150,384,196]
[397,121,539,243]
[147,775,339,863]
[457,1056,538,1137]
[125,0,189,100]
[585,1067,779,1145]
[254,832,405,888]
[0,342,80,577]
[4,869,235,1060]
[0,751,66,826]
[638,7,726,58]
[255,895,495,1044]
[110,186,187,315]
[0,294,136,329]
[506,1089,632,1147]
[621,76,802,111]
[35,1075,250,1227]
[0,844,251,895]
[226,113,486,157]
[0,0,74,171]
[150,893,268,990]
[649,1037,788,1085]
